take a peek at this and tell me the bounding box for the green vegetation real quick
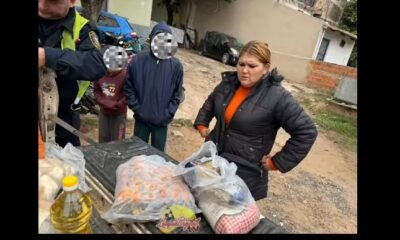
[298,95,357,152]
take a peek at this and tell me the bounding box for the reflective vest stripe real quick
[61,11,91,106]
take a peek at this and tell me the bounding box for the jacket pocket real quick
[242,143,265,163]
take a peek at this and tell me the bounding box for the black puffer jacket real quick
[194,69,318,200]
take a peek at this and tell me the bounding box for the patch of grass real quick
[315,111,357,139]
[316,110,357,152]
[322,130,357,152]
[336,134,357,152]
[298,94,357,152]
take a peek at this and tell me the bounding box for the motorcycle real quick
[78,83,100,115]
[123,32,150,55]
[71,82,100,116]
[103,31,125,47]
[102,31,146,52]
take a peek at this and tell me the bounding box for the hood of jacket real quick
[149,22,172,40]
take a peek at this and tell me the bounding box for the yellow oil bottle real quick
[50,175,93,233]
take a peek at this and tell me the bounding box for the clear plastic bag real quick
[174,141,237,191]
[46,142,91,193]
[38,157,77,232]
[39,198,53,232]
[102,155,201,224]
[39,157,76,201]
[175,141,260,233]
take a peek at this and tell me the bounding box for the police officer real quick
[39,0,107,147]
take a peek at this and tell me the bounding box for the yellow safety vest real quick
[61,11,91,107]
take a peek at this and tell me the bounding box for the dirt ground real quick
[81,49,357,233]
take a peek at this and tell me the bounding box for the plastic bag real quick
[174,141,237,192]
[46,142,91,192]
[38,158,75,232]
[39,198,53,231]
[39,157,76,201]
[103,155,201,224]
[175,141,260,233]
[196,177,260,233]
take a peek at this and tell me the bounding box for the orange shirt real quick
[197,85,252,130]
[196,86,252,132]
[224,86,252,125]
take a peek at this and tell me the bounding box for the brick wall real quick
[306,60,357,90]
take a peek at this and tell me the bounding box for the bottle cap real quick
[62,175,79,191]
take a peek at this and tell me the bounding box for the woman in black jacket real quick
[194,40,318,200]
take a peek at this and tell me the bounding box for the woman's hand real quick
[199,128,210,138]
[260,154,278,171]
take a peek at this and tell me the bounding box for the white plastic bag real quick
[175,141,260,233]
[174,141,237,192]
[46,142,91,192]
[103,155,201,224]
[39,157,76,201]
[38,157,76,231]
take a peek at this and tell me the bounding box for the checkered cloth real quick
[214,202,260,234]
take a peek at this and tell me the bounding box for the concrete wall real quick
[76,0,153,27]
[307,60,357,90]
[321,29,356,66]
[271,52,311,84]
[193,0,322,56]
[108,0,153,27]
[334,77,357,105]
[190,0,323,83]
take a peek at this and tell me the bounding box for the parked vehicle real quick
[75,7,135,42]
[102,31,125,47]
[198,31,243,66]
[129,23,151,52]
[124,32,149,54]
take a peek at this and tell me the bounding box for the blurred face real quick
[38,0,75,20]
[237,53,270,88]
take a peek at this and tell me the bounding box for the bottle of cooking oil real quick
[50,175,93,233]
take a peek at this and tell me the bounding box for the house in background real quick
[150,0,356,84]
[278,0,347,27]
[280,0,357,66]
[75,0,356,88]
[314,23,356,66]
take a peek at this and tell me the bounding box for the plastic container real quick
[50,175,93,233]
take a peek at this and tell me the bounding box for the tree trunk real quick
[185,0,192,28]
[81,0,104,23]
[165,0,174,25]
[184,0,193,48]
